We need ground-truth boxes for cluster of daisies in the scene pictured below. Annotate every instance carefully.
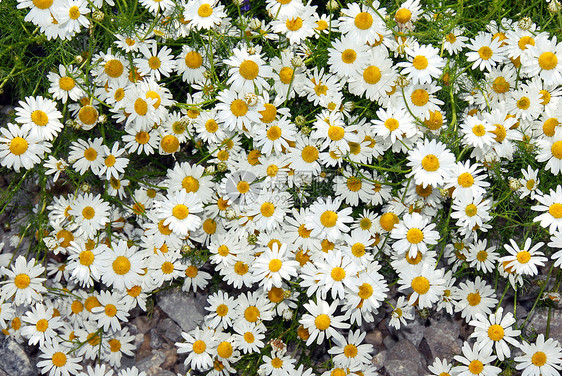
[2,0,562,375]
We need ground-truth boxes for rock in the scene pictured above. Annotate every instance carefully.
[526,308,562,342]
[371,350,387,370]
[0,337,37,376]
[364,329,384,348]
[150,328,163,349]
[156,289,207,332]
[384,359,422,376]
[135,350,166,375]
[397,318,426,347]
[385,339,421,364]
[423,315,462,360]
[158,318,182,343]
[383,335,397,350]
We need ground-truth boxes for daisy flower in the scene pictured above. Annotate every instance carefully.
[271,7,317,45]
[204,290,238,330]
[66,240,104,287]
[446,161,490,200]
[47,64,85,102]
[391,212,439,258]
[252,243,299,291]
[236,291,275,326]
[466,31,506,71]
[454,276,498,322]
[452,341,501,376]
[259,353,297,376]
[388,296,414,329]
[15,95,63,141]
[506,86,542,122]
[549,230,562,268]
[53,0,91,35]
[225,47,273,94]
[37,341,83,376]
[466,239,498,273]
[394,0,422,27]
[17,0,57,27]
[532,185,562,232]
[216,89,263,132]
[299,299,350,346]
[68,137,105,175]
[499,238,547,276]
[406,138,456,188]
[460,115,495,150]
[0,256,46,306]
[99,240,146,291]
[182,0,227,31]
[398,43,445,85]
[122,127,158,155]
[93,49,129,85]
[139,0,174,14]
[337,2,386,45]
[154,190,203,237]
[21,303,63,347]
[327,329,373,369]
[398,263,445,309]
[536,132,562,175]
[515,334,562,376]
[98,142,129,180]
[522,34,562,85]
[176,326,217,372]
[402,83,444,120]
[315,250,359,300]
[69,193,110,239]
[443,27,469,55]
[450,192,493,232]
[233,321,266,354]
[428,358,453,376]
[0,123,51,172]
[135,42,176,81]
[372,106,417,147]
[327,35,369,78]
[306,196,353,242]
[91,290,129,332]
[176,46,207,84]
[348,50,397,102]
[469,307,520,361]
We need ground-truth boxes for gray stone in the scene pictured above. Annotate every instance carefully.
[423,316,462,360]
[135,350,166,374]
[158,318,182,342]
[156,289,207,332]
[384,359,421,376]
[383,335,397,350]
[371,350,386,370]
[385,339,421,364]
[364,329,384,347]
[0,337,37,376]
[397,318,426,347]
[526,308,562,342]
[150,328,163,349]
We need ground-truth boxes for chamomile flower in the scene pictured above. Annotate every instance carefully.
[91,290,128,331]
[66,240,104,287]
[327,36,369,78]
[515,334,562,376]
[154,190,203,237]
[68,137,105,175]
[99,240,146,291]
[176,326,217,372]
[48,64,85,103]
[398,263,446,309]
[271,8,317,45]
[21,303,63,347]
[225,47,273,94]
[532,185,562,232]
[135,42,176,81]
[233,321,265,354]
[402,83,444,120]
[53,0,91,35]
[176,46,207,84]
[469,307,520,361]
[394,0,422,27]
[183,0,227,31]
[398,43,445,85]
[1,256,46,306]
[299,299,350,346]
[139,0,174,14]
[328,329,373,369]
[454,276,498,322]
[122,127,158,155]
[461,115,495,150]
[15,96,63,141]
[499,238,547,276]
[37,341,83,376]
[205,291,238,330]
[536,132,562,174]
[216,89,263,132]
[446,161,490,200]
[389,296,414,329]
[451,192,493,232]
[338,2,386,45]
[467,239,498,273]
[466,32,506,72]
[69,193,111,239]
[391,212,439,258]
[371,106,417,147]
[306,196,353,242]
[0,123,51,172]
[522,34,562,85]
[407,138,456,188]
[443,28,469,55]
[453,341,501,376]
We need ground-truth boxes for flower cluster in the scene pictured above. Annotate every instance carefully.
[1,0,562,376]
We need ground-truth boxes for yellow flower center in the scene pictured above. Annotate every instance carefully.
[301,145,319,163]
[82,206,95,220]
[344,344,358,358]
[331,266,346,281]
[468,360,483,374]
[217,341,232,358]
[411,276,430,294]
[148,56,161,70]
[271,357,283,368]
[478,46,493,60]
[259,103,277,124]
[395,8,412,24]
[488,324,504,341]
[185,51,203,69]
[79,250,95,266]
[446,33,456,43]
[385,118,400,131]
[51,352,67,367]
[358,283,373,299]
[172,204,189,220]
[266,125,282,141]
[260,202,275,218]
[539,52,558,70]
[465,204,478,217]
[112,256,131,275]
[239,60,259,80]
[355,12,373,30]
[477,250,488,262]
[552,141,562,159]
[244,306,259,322]
[406,228,424,244]
[244,332,255,343]
[105,304,117,317]
[286,17,303,31]
[9,137,28,156]
[421,154,440,171]
[351,243,365,257]
[467,292,481,306]
[230,99,248,117]
[380,212,399,231]
[314,314,331,330]
[411,89,429,106]
[412,55,428,70]
[161,261,175,274]
[516,250,531,264]
[33,0,53,9]
[518,36,535,50]
[549,203,562,218]
[268,287,284,303]
[492,76,510,94]
[68,5,80,19]
[328,125,345,141]
[134,98,148,116]
[105,59,124,78]
[472,124,486,137]
[198,3,213,17]
[341,49,357,64]
[79,105,98,126]
[268,259,282,273]
[279,67,294,84]
[31,110,49,127]
[543,118,559,137]
[234,261,248,275]
[35,318,48,332]
[363,65,381,84]
[108,339,121,352]
[346,176,362,192]
[320,210,338,227]
[161,135,179,153]
[531,351,547,366]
